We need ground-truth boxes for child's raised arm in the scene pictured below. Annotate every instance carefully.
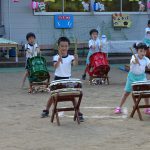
[73,54,78,66]
[53,56,62,68]
[130,55,140,65]
[89,40,96,50]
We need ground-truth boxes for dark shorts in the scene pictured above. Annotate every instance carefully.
[25,58,30,70]
[54,76,69,80]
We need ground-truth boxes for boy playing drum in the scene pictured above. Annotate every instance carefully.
[41,37,84,121]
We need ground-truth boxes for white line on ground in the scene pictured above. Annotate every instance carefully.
[62,115,128,119]
[58,107,128,119]
[80,106,115,109]
[59,106,127,109]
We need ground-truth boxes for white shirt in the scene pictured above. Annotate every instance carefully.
[130,54,150,75]
[25,43,39,59]
[89,38,101,54]
[53,54,74,77]
[145,27,150,34]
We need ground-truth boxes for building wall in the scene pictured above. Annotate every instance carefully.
[1,0,149,46]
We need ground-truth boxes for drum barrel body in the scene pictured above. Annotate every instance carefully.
[132,84,150,92]
[28,56,49,82]
[88,52,110,76]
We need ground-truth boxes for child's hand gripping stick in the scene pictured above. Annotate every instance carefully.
[130,47,140,66]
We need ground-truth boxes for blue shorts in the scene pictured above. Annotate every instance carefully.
[86,51,93,65]
[125,72,147,93]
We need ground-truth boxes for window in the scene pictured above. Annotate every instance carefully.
[65,0,90,12]
[94,0,120,12]
[32,0,147,14]
[33,0,62,12]
[122,0,147,12]
[33,0,90,12]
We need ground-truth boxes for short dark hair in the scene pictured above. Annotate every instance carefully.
[133,42,149,51]
[89,29,98,36]
[26,32,36,40]
[58,37,70,45]
[148,20,150,25]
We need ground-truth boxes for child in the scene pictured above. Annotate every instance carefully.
[41,37,84,121]
[82,29,101,80]
[145,20,150,35]
[21,32,40,93]
[114,43,150,114]
[143,28,150,58]
[138,1,145,12]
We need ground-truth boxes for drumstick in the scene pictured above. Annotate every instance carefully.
[74,38,78,65]
[130,47,140,65]
[94,40,96,49]
[100,40,102,51]
[74,38,77,55]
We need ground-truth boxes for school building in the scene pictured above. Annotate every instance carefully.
[0,0,150,53]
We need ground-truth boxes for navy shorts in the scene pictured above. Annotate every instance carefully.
[54,76,69,80]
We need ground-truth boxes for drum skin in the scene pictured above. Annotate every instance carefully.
[132,81,150,92]
[50,79,82,92]
[89,52,109,68]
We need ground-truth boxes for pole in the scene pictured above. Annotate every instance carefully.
[62,0,64,14]
[120,0,122,12]
[8,0,11,39]
[61,0,65,36]
[91,0,94,15]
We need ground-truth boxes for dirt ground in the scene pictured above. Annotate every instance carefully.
[0,66,150,150]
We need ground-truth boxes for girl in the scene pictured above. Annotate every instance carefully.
[115,42,150,114]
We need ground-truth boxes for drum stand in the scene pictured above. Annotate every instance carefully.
[130,93,150,121]
[31,81,50,93]
[30,75,50,93]
[87,65,110,85]
[51,91,83,126]
[89,74,109,85]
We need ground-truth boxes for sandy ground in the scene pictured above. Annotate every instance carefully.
[0,66,150,150]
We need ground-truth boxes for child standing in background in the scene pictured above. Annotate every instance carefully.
[21,32,40,93]
[82,29,101,80]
